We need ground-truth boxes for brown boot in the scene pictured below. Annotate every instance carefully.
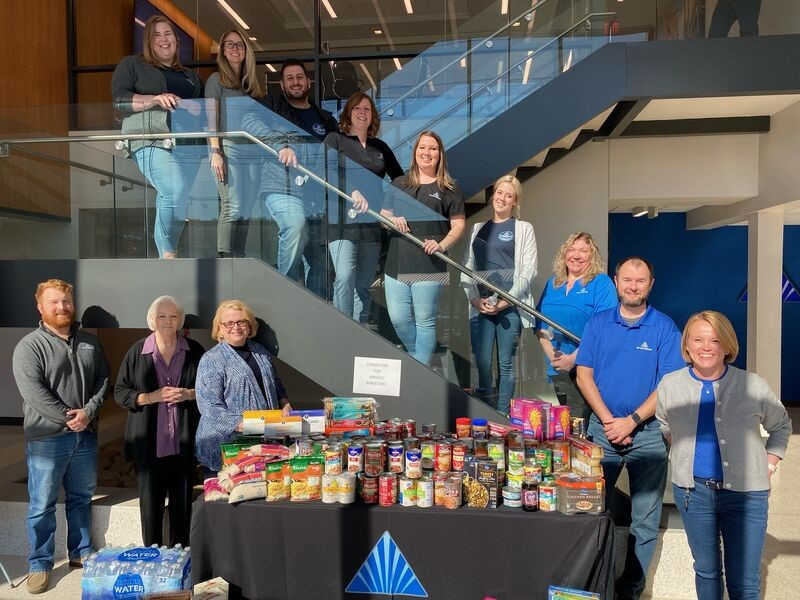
[26,571,50,594]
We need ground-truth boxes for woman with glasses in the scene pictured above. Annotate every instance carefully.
[380,131,465,366]
[114,295,204,547]
[205,29,264,257]
[111,15,204,258]
[194,300,291,476]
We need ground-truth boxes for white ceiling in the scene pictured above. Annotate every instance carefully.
[635,95,800,121]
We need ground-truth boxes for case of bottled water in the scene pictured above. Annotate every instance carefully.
[80,544,191,599]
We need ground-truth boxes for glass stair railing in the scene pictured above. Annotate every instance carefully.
[0,98,580,415]
[365,0,616,166]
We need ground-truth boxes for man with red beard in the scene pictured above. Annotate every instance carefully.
[12,279,109,594]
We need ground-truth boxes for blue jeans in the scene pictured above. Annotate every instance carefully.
[328,239,381,323]
[588,415,668,599]
[134,146,190,257]
[384,275,443,366]
[265,194,327,298]
[26,431,98,572]
[217,143,259,256]
[673,481,768,600]
[471,308,522,415]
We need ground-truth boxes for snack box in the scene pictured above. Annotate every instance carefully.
[568,436,604,466]
[476,461,500,508]
[289,409,326,434]
[324,425,374,438]
[242,411,303,437]
[570,455,604,477]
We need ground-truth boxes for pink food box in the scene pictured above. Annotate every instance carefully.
[549,405,571,440]
[509,398,549,441]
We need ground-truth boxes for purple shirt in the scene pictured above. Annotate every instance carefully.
[142,333,189,458]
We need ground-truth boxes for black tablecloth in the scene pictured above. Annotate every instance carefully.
[190,497,615,600]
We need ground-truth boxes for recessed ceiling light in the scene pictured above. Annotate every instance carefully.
[632,207,647,217]
[393,57,402,70]
[512,22,521,27]
[217,0,250,30]
[501,0,508,15]
[404,0,413,14]
[374,29,383,35]
[249,36,257,41]
[321,0,337,19]
[266,64,276,73]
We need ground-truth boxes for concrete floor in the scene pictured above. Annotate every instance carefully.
[0,408,797,599]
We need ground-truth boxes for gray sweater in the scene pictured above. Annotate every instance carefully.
[12,323,110,440]
[656,366,792,492]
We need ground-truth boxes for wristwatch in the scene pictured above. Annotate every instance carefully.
[630,411,642,425]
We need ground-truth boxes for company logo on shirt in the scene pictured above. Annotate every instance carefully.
[636,340,653,351]
[313,123,327,136]
[576,287,589,294]
[429,192,441,200]
[377,153,384,160]
[498,231,514,242]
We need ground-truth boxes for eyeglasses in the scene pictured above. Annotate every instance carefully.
[223,41,246,50]
[221,319,249,330]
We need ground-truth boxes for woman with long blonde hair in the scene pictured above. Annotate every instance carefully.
[205,29,264,257]
[535,232,617,419]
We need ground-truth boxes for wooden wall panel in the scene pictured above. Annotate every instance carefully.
[0,0,70,219]
[75,0,135,66]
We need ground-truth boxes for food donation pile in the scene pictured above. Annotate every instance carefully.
[203,397,606,514]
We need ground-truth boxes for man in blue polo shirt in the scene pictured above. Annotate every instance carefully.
[576,256,684,600]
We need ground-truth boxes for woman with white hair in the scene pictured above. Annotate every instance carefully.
[114,295,205,547]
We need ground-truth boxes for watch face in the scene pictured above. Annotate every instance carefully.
[631,412,641,424]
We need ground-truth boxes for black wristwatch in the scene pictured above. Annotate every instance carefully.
[630,411,642,425]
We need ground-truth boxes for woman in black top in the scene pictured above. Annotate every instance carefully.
[323,92,403,323]
[114,295,204,547]
[380,131,465,365]
[111,15,203,258]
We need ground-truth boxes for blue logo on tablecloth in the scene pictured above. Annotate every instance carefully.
[345,531,428,597]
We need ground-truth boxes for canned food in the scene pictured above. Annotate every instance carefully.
[365,442,385,477]
[506,472,525,489]
[325,443,343,475]
[535,447,553,474]
[523,459,542,483]
[507,447,525,475]
[488,437,506,471]
[451,442,467,471]
[433,472,448,506]
[570,417,586,438]
[347,441,365,473]
[502,485,522,501]
[398,477,416,507]
[374,421,387,438]
[388,442,405,474]
[403,436,420,451]
[504,498,522,508]
[337,472,356,504]
[444,475,462,509]
[360,474,378,504]
[421,423,437,435]
[405,448,423,479]
[379,472,397,506]
[434,442,452,472]
[321,474,339,504]
[385,420,402,441]
[417,475,434,508]
[539,483,558,512]
[420,439,435,470]
[522,479,539,512]
[296,436,314,457]
[402,419,416,439]
[474,438,489,457]
[508,430,524,448]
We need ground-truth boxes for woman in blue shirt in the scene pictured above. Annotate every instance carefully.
[535,232,617,420]
[462,175,537,415]
[656,311,791,600]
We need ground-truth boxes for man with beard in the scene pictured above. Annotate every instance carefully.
[12,279,109,594]
[254,59,338,297]
[575,257,684,600]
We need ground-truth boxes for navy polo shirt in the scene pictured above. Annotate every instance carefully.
[576,305,685,418]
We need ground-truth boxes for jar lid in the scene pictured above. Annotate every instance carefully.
[472,418,488,426]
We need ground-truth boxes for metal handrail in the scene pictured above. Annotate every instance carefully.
[394,11,616,151]
[0,129,580,343]
[377,0,552,116]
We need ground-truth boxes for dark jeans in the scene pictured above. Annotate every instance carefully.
[588,416,668,599]
[470,308,522,415]
[135,454,194,547]
[708,0,762,37]
[673,481,768,600]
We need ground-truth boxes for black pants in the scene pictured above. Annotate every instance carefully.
[708,0,762,37]
[135,454,194,547]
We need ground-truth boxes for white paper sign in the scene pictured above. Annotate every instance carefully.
[352,356,402,397]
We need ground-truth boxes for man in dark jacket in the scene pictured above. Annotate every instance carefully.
[12,279,109,594]
[247,59,338,298]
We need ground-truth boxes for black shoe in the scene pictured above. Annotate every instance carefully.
[68,558,83,568]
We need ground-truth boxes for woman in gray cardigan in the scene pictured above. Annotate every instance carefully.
[656,310,791,600]
[111,15,203,259]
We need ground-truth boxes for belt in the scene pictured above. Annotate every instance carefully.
[694,476,724,490]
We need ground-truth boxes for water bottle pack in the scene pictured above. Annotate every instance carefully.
[81,544,191,600]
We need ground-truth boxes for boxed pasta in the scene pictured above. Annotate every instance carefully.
[549,405,571,440]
